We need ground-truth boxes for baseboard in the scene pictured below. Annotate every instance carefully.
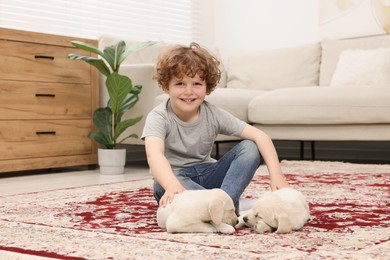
[213,141,390,164]
[121,141,390,165]
[276,141,390,164]
[116,144,147,163]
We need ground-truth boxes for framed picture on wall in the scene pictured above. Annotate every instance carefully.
[320,0,390,39]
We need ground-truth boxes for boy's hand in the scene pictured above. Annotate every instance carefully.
[270,173,290,191]
[159,183,185,208]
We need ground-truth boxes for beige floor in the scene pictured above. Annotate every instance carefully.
[0,162,151,196]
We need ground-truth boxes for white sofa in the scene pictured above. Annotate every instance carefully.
[99,34,390,158]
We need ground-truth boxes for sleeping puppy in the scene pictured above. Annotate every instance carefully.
[157,189,238,234]
[239,187,310,234]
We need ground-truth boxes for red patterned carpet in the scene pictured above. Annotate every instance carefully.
[0,160,389,259]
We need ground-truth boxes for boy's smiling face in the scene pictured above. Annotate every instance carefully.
[164,73,207,123]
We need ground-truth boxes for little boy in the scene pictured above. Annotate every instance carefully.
[142,42,289,210]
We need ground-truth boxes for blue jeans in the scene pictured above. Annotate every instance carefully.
[153,140,262,211]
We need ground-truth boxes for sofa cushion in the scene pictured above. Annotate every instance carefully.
[226,43,321,90]
[206,88,265,122]
[248,86,390,124]
[320,34,390,86]
[330,48,390,86]
[154,88,265,123]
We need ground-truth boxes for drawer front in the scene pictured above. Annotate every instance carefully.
[0,81,91,119]
[0,40,91,83]
[0,120,93,160]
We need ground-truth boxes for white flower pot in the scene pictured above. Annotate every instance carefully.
[98,148,126,175]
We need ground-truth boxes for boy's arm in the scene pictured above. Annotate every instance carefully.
[240,124,289,190]
[144,136,185,207]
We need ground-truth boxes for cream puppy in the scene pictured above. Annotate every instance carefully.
[239,188,310,234]
[157,189,238,234]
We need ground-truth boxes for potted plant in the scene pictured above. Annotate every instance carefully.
[68,40,156,174]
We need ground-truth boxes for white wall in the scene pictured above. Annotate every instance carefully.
[211,0,320,62]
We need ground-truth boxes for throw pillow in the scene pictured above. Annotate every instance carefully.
[320,34,390,86]
[226,43,321,91]
[330,48,390,86]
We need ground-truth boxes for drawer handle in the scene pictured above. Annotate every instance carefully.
[34,55,55,60]
[36,131,56,135]
[36,93,55,97]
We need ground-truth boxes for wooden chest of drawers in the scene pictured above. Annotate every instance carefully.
[0,28,99,173]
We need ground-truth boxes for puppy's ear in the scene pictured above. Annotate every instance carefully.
[274,210,292,234]
[254,220,274,233]
[208,199,224,225]
[256,207,278,229]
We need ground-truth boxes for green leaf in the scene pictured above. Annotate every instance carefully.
[71,41,104,56]
[118,133,139,144]
[68,54,111,76]
[93,107,112,133]
[119,41,157,65]
[131,85,142,95]
[91,107,113,147]
[115,85,142,122]
[106,73,133,114]
[101,41,127,72]
[114,116,143,140]
[116,93,139,122]
[88,131,114,149]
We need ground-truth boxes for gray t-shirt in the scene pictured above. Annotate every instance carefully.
[142,99,246,168]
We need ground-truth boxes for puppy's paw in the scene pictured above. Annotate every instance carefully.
[216,223,236,234]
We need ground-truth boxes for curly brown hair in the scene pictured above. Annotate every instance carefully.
[153,42,221,94]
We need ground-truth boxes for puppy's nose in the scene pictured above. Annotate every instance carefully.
[243,216,248,222]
